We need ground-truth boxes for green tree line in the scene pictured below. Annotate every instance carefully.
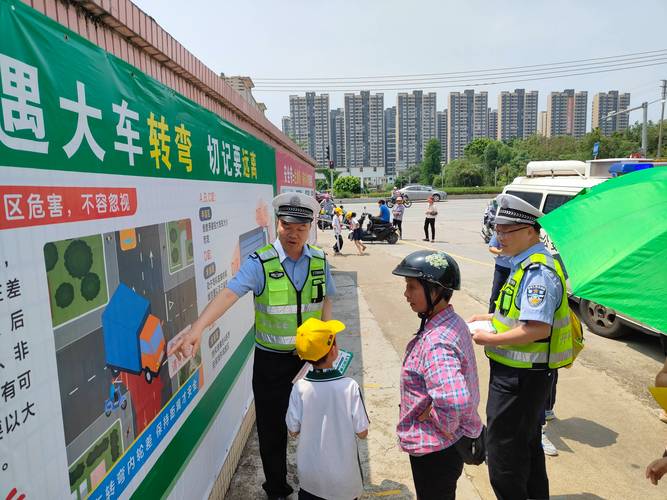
[395,121,666,188]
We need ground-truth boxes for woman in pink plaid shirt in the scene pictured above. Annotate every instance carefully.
[393,250,483,500]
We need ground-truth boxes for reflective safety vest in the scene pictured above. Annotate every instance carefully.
[253,244,327,351]
[486,252,573,369]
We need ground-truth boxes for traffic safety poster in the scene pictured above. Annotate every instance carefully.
[0,1,290,498]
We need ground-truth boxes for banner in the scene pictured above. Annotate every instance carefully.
[0,1,278,498]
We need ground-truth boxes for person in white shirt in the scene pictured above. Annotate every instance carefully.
[287,318,369,500]
[332,207,344,255]
[345,211,366,255]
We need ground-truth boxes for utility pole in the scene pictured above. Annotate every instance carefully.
[606,99,662,157]
[657,79,667,158]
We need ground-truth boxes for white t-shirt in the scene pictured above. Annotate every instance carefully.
[286,371,369,500]
[332,214,342,235]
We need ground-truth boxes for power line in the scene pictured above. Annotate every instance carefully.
[255,59,667,92]
[255,56,667,90]
[254,48,667,82]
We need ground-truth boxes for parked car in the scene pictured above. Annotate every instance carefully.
[398,185,447,201]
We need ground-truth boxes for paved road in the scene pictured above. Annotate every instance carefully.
[324,198,666,499]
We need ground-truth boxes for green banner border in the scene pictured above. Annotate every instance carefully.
[130,329,255,499]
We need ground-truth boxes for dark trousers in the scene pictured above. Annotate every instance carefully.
[252,347,305,497]
[488,264,512,313]
[333,233,343,253]
[486,361,552,500]
[540,370,559,425]
[409,446,463,500]
[393,219,403,238]
[423,218,435,240]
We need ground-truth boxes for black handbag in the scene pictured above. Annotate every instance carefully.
[454,426,487,465]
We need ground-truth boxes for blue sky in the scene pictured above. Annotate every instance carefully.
[133,0,667,129]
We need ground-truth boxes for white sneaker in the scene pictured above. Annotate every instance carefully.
[542,430,558,456]
[545,409,556,421]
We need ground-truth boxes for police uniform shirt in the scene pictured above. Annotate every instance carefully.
[227,238,337,298]
[508,242,563,325]
[489,233,511,269]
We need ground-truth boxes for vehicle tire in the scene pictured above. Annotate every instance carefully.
[387,232,399,244]
[104,402,112,417]
[144,370,153,384]
[121,398,128,410]
[403,198,413,208]
[579,299,628,339]
[386,199,394,208]
[432,194,441,202]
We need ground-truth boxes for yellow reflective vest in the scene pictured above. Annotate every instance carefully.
[486,252,573,369]
[253,244,327,351]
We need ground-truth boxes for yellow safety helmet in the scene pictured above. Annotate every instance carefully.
[334,207,343,215]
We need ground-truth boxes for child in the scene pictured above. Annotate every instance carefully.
[286,318,369,500]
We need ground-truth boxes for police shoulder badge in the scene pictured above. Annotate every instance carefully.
[526,284,546,307]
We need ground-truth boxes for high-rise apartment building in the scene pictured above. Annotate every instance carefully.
[384,106,397,176]
[396,90,438,171]
[281,116,292,136]
[538,111,548,137]
[343,91,385,169]
[497,89,538,141]
[546,89,588,139]
[488,109,498,141]
[592,91,631,136]
[447,90,494,162]
[473,91,489,139]
[436,110,448,164]
[289,92,330,166]
[329,108,345,169]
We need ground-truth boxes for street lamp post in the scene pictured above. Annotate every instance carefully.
[606,97,664,157]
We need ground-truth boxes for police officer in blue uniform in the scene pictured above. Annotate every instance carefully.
[469,194,568,500]
[170,192,336,499]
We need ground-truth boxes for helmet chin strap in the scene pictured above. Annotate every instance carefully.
[417,281,447,333]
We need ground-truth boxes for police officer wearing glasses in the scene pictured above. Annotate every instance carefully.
[468,194,573,500]
[170,192,336,499]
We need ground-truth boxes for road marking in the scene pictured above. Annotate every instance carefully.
[401,240,492,268]
[142,271,145,281]
[68,387,78,396]
[87,375,96,382]
[372,490,403,497]
[140,251,143,262]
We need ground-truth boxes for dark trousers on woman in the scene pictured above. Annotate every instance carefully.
[253,347,305,498]
[488,264,512,313]
[409,445,463,500]
[393,219,403,238]
[486,360,552,500]
[423,218,435,240]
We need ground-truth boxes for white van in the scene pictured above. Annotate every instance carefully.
[501,159,663,340]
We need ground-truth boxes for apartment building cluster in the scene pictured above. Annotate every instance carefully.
[281,88,631,179]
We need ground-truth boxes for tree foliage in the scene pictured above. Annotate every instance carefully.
[64,240,93,279]
[333,175,361,195]
[440,120,666,187]
[419,138,442,185]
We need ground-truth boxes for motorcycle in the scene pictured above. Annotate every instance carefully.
[357,211,399,244]
[386,194,412,208]
[104,380,128,417]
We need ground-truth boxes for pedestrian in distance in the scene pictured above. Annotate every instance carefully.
[468,194,575,500]
[392,196,405,240]
[332,207,344,255]
[423,196,438,242]
[286,318,369,500]
[393,250,484,500]
[169,192,336,500]
[346,211,366,255]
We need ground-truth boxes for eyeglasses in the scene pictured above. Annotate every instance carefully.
[495,225,531,238]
